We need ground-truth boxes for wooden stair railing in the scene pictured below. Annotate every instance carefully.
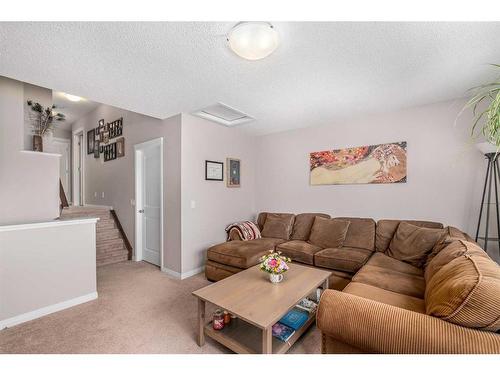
[59,179,69,210]
[110,209,133,260]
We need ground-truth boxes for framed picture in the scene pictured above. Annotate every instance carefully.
[87,129,95,154]
[226,158,241,187]
[101,130,109,144]
[98,119,105,131]
[116,137,125,157]
[109,117,123,139]
[94,140,100,158]
[205,160,223,181]
[104,143,117,162]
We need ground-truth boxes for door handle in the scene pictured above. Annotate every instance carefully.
[138,209,144,213]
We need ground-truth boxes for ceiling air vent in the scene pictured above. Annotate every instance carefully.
[192,103,254,127]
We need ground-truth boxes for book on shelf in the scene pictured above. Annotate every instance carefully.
[272,322,295,342]
[278,307,309,331]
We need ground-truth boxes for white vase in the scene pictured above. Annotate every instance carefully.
[269,273,283,283]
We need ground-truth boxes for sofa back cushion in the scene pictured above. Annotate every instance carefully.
[387,222,445,268]
[425,226,475,267]
[425,240,500,332]
[291,213,331,241]
[424,239,490,284]
[260,213,295,240]
[308,216,350,249]
[335,217,376,251]
[376,219,444,253]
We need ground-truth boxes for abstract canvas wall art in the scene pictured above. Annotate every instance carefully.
[310,142,407,185]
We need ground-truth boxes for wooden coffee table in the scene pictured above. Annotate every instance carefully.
[192,263,331,354]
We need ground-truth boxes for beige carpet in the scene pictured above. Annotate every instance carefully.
[0,261,321,354]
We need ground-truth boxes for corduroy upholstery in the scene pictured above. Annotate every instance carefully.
[317,290,500,354]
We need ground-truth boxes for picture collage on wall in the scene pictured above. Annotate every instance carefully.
[204,158,241,187]
[86,117,125,162]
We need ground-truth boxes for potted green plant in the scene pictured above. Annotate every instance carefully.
[464,64,500,149]
[26,100,65,152]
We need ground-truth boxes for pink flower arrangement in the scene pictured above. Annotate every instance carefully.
[259,250,291,275]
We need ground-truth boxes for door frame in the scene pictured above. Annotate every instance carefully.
[134,137,164,269]
[52,137,72,204]
[72,127,85,206]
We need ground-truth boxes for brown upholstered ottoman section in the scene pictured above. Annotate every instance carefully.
[314,247,372,273]
[276,240,322,265]
[207,237,285,269]
[205,260,243,282]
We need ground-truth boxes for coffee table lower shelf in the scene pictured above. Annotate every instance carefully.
[204,315,315,354]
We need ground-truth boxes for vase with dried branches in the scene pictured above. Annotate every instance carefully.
[26,100,66,152]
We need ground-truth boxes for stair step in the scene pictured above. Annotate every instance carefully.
[97,248,128,259]
[97,254,128,267]
[98,245,126,255]
[97,229,120,241]
[97,238,125,251]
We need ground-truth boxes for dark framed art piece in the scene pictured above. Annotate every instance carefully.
[226,158,241,187]
[87,129,95,154]
[94,140,100,158]
[205,160,223,181]
[109,117,123,139]
[104,143,117,162]
[116,137,125,157]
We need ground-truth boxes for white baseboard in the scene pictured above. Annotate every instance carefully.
[83,204,113,210]
[0,292,98,329]
[161,266,205,280]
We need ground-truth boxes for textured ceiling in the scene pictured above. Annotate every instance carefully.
[53,91,99,130]
[1,22,500,135]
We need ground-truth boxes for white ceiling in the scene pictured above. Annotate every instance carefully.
[1,22,500,135]
[52,91,99,130]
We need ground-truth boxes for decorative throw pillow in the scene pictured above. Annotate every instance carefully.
[387,222,445,268]
[308,216,350,249]
[260,213,295,240]
[425,241,500,332]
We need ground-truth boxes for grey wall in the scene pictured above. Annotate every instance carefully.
[180,114,257,273]
[71,105,182,272]
[0,220,97,325]
[256,99,484,236]
[0,76,60,225]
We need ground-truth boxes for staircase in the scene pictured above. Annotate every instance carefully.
[60,206,129,266]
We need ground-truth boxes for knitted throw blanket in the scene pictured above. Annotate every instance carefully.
[225,221,261,241]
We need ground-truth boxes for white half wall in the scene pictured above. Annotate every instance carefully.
[0,219,98,328]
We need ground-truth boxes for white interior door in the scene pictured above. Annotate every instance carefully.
[135,138,163,267]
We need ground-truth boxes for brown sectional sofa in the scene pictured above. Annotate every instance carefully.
[205,212,500,354]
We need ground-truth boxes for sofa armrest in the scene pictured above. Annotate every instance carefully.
[317,289,500,354]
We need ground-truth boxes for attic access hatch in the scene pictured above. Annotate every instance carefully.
[192,103,254,127]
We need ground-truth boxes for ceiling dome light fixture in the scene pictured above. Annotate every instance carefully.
[227,22,279,60]
[64,93,83,102]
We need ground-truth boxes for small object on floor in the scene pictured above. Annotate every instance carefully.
[223,310,231,325]
[212,310,224,330]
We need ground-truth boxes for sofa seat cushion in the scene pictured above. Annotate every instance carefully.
[343,282,425,313]
[291,213,331,241]
[365,252,423,276]
[314,247,372,273]
[260,213,295,240]
[308,217,350,249]
[425,240,500,332]
[352,264,425,298]
[207,238,285,269]
[387,222,446,268]
[376,219,444,253]
[276,240,322,265]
